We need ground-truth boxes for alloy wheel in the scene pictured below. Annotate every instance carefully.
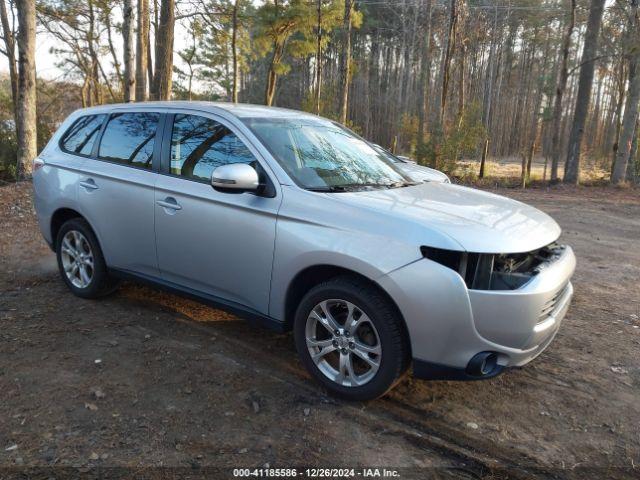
[60,230,94,289]
[305,299,382,387]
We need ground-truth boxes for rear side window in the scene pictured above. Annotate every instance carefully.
[170,113,256,181]
[60,114,105,156]
[98,112,160,169]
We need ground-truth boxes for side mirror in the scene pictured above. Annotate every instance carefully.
[211,163,260,192]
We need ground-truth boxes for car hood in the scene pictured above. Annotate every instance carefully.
[331,182,561,253]
[397,163,450,183]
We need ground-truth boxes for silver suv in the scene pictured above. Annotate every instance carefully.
[33,102,576,400]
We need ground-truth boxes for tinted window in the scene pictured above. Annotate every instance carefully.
[60,114,105,155]
[98,112,159,169]
[171,114,255,181]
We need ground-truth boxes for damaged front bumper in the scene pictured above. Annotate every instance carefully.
[378,244,576,381]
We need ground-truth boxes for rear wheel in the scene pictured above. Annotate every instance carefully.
[294,276,409,400]
[55,218,119,298]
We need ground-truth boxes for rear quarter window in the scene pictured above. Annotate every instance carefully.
[60,114,106,156]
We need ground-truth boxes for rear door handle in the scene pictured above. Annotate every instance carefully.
[156,197,182,211]
[79,179,98,191]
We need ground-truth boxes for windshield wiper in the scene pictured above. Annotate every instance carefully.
[306,185,349,192]
[306,183,384,192]
[338,183,400,190]
[306,182,418,193]
[385,181,421,188]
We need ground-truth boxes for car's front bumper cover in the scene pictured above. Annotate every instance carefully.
[377,245,576,381]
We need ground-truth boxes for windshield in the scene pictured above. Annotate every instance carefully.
[242,117,413,190]
[371,144,403,164]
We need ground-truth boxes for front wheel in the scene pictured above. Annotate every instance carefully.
[294,276,409,401]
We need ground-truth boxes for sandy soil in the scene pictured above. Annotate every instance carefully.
[0,181,639,479]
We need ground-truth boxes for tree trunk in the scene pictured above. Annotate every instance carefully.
[479,137,489,178]
[612,59,640,184]
[81,76,89,108]
[526,141,535,182]
[135,0,149,100]
[152,0,175,100]
[87,1,101,107]
[550,0,576,182]
[610,60,626,172]
[147,17,154,89]
[480,6,499,174]
[265,42,284,106]
[104,11,123,90]
[338,0,352,124]
[455,2,467,126]
[564,0,606,184]
[15,0,37,179]
[231,0,239,103]
[314,0,322,115]
[123,0,136,102]
[439,0,457,130]
[0,0,18,121]
[626,118,639,182]
[416,0,432,160]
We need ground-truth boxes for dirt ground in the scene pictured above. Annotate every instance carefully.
[1,181,639,479]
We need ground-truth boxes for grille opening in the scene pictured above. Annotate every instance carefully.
[538,283,569,323]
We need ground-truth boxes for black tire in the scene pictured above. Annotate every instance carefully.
[294,275,410,401]
[55,218,119,299]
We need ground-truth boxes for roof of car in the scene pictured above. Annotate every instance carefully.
[78,101,319,120]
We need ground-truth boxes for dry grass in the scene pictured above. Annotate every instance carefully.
[453,157,613,187]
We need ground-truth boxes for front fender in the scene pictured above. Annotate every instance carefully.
[268,216,421,321]
[376,258,481,368]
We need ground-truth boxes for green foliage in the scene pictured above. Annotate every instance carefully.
[254,0,314,64]
[350,4,363,30]
[0,80,16,181]
[254,0,344,82]
[0,122,17,181]
[437,103,486,173]
[398,113,418,154]
[416,140,436,168]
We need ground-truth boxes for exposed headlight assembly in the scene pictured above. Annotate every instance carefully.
[421,244,564,291]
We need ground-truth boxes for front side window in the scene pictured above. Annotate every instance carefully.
[242,117,412,191]
[98,112,159,169]
[170,114,256,182]
[60,114,106,156]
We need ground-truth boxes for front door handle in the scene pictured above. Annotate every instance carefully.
[156,197,182,211]
[79,179,98,191]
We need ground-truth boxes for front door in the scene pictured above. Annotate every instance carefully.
[154,112,281,315]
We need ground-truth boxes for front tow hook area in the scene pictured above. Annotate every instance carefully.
[466,352,503,378]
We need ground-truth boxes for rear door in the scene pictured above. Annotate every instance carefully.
[35,113,105,245]
[78,110,164,277]
[154,111,281,315]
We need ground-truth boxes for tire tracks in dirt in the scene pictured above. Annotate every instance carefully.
[150,309,568,480]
